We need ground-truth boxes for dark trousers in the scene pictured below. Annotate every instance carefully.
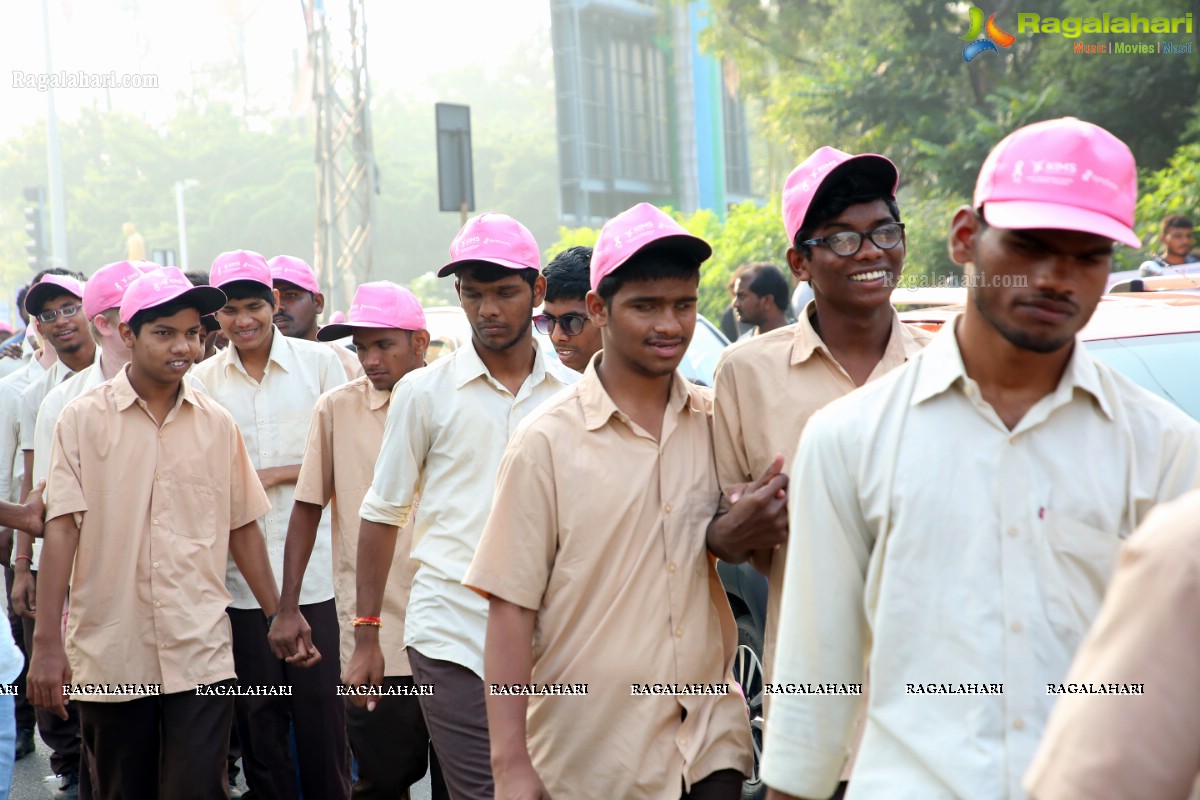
[5,566,33,733]
[21,609,81,775]
[408,648,493,800]
[76,683,234,800]
[345,675,448,800]
[228,598,351,800]
[681,769,744,800]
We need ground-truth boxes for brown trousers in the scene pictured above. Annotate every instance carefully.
[408,648,493,800]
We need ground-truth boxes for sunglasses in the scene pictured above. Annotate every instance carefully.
[533,312,587,337]
[801,222,905,257]
[35,303,82,324]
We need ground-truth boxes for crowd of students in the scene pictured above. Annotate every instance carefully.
[0,114,1190,800]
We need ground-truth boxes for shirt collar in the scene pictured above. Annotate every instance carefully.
[579,354,701,432]
[912,319,1114,421]
[111,363,200,414]
[222,326,292,378]
[789,301,926,366]
[453,338,551,392]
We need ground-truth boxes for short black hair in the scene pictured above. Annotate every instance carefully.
[794,173,902,256]
[744,264,790,311]
[32,267,85,285]
[184,270,211,287]
[1163,214,1194,233]
[455,262,538,290]
[543,246,592,303]
[220,280,277,307]
[595,246,701,305]
[128,298,206,337]
[15,286,30,317]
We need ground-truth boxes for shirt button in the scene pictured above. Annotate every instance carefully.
[678,738,688,747]
[152,518,159,525]
[663,504,672,515]
[154,601,162,608]
[154,474,160,481]
[1010,621,1023,633]
[1009,435,1020,445]
[152,562,159,569]
[1013,717,1026,731]
[1007,526,1019,538]
[667,563,676,574]
[158,432,164,438]
[158,641,165,649]
[674,628,683,638]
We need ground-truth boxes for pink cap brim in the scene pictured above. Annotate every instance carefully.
[982,200,1141,248]
[436,256,533,278]
[318,320,419,340]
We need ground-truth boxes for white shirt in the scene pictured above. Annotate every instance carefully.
[193,328,348,608]
[761,321,1200,800]
[360,340,578,678]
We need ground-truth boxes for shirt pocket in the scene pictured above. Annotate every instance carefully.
[1041,511,1120,644]
[163,476,218,541]
[275,410,313,465]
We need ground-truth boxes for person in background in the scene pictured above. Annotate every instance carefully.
[268,255,362,381]
[537,246,603,373]
[184,270,226,363]
[1138,213,1197,276]
[718,265,753,342]
[731,263,793,339]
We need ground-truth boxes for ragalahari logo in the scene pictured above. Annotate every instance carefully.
[961,7,1016,62]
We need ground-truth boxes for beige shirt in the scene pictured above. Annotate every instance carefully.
[19,353,96,451]
[193,329,347,608]
[45,366,270,699]
[761,320,1200,800]
[712,304,931,679]
[293,376,415,673]
[1026,490,1200,800]
[326,341,364,381]
[360,341,577,679]
[465,360,752,799]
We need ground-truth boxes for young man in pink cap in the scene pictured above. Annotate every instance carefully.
[28,267,280,798]
[709,146,933,798]
[194,249,351,800]
[761,119,1200,800]
[344,214,577,800]
[466,202,788,800]
[268,255,362,380]
[269,280,446,799]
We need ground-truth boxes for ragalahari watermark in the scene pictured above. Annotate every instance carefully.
[13,70,160,92]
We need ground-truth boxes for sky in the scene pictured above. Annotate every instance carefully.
[1,0,552,140]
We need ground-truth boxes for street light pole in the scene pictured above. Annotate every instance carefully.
[175,180,198,269]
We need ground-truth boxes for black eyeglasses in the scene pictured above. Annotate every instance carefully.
[801,222,905,257]
[533,313,587,337]
[35,303,82,324]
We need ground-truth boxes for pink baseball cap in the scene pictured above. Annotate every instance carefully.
[25,274,86,317]
[974,117,1139,247]
[317,281,426,341]
[438,213,540,277]
[268,255,321,294]
[782,147,899,244]
[209,249,272,290]
[590,203,711,291]
[83,261,147,319]
[120,267,227,324]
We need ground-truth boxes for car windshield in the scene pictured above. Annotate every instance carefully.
[1086,332,1200,420]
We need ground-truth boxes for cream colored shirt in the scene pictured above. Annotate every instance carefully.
[192,329,347,608]
[465,360,751,799]
[761,320,1200,800]
[1026,490,1200,800]
[293,376,414,673]
[326,341,364,381]
[46,367,270,699]
[712,304,931,679]
[360,341,577,678]
[0,358,47,504]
